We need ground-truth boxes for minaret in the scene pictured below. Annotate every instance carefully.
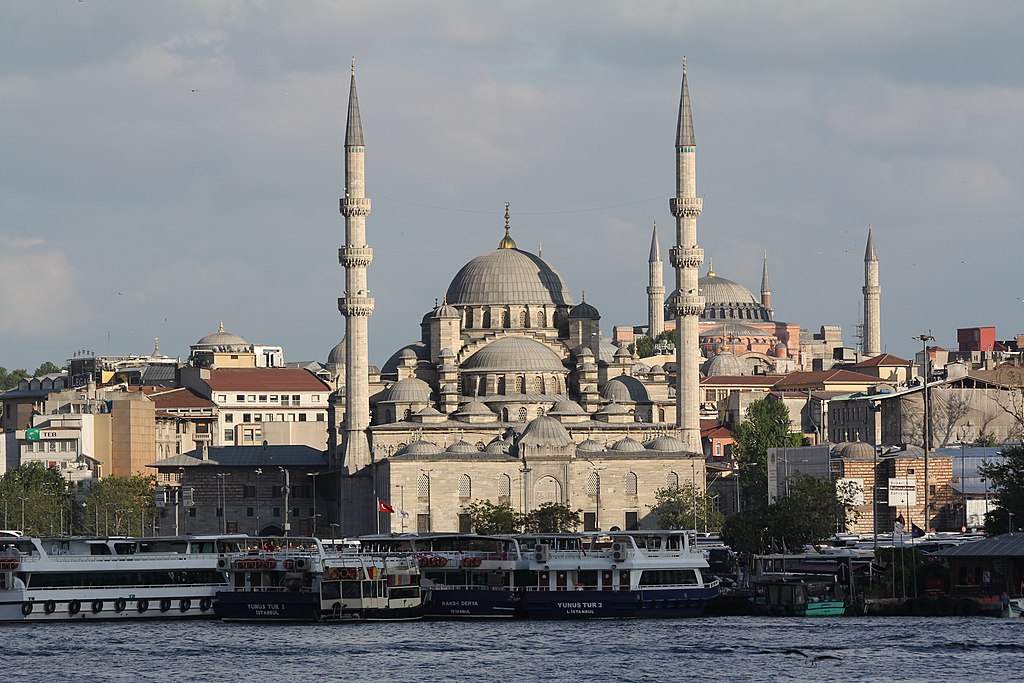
[338,59,374,473]
[668,59,704,452]
[862,224,881,357]
[647,220,665,338]
[760,250,772,312]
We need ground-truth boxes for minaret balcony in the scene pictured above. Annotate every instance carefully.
[339,246,374,267]
[340,197,372,217]
[669,196,703,218]
[669,246,704,269]
[338,296,375,316]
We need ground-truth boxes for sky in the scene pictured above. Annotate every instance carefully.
[2,1,1023,372]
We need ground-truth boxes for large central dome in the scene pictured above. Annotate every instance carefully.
[446,248,574,307]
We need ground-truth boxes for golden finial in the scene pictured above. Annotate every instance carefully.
[498,202,517,249]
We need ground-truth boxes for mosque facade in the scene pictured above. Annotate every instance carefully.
[330,66,707,536]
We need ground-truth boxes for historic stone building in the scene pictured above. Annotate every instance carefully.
[330,64,708,535]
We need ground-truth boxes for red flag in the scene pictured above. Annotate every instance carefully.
[378,499,395,514]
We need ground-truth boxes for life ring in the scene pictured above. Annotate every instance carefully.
[91,599,103,614]
[44,600,56,615]
[200,598,212,612]
[159,598,172,613]
[114,598,127,613]
[179,599,192,612]
[68,600,81,616]
[137,599,149,613]
[21,602,33,616]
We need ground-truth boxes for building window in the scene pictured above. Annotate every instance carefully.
[624,472,638,497]
[458,474,472,498]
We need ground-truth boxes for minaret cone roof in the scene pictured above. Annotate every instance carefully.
[345,59,364,147]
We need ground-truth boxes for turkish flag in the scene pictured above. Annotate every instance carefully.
[378,500,395,514]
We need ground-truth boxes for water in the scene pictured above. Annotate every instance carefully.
[7,617,1022,682]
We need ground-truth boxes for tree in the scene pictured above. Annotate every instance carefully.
[651,483,723,532]
[731,399,803,510]
[0,463,69,535]
[521,502,582,533]
[979,445,1024,535]
[81,475,157,536]
[463,499,520,534]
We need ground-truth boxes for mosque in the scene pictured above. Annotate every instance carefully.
[328,63,711,536]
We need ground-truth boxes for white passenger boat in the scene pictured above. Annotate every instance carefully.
[0,535,244,621]
[213,537,424,622]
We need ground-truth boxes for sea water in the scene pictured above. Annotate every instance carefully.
[7,617,1021,682]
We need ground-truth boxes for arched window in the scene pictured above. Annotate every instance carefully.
[417,473,430,498]
[624,472,638,497]
[518,407,528,422]
[666,471,679,489]
[498,474,511,497]
[458,474,472,498]
[586,471,599,497]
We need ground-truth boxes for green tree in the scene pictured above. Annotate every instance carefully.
[979,445,1024,535]
[521,502,582,533]
[651,483,724,532]
[0,463,69,535]
[81,475,157,536]
[463,499,520,534]
[732,399,803,510]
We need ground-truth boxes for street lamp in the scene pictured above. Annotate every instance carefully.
[254,468,263,536]
[307,471,320,537]
[914,332,936,532]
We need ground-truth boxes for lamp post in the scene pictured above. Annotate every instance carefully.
[914,332,935,532]
[254,468,263,536]
[395,484,406,533]
[279,467,291,536]
[307,471,320,537]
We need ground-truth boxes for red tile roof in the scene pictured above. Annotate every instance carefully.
[206,368,331,392]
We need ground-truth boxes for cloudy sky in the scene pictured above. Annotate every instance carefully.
[2,1,1022,371]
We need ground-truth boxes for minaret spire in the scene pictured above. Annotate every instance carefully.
[862,223,881,357]
[647,219,665,338]
[668,59,704,452]
[337,60,375,517]
[760,250,772,311]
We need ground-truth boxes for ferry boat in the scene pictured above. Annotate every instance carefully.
[362,530,720,619]
[0,535,243,622]
[213,537,423,622]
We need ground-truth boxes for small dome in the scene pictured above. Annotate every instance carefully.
[601,376,649,403]
[462,337,566,373]
[646,434,688,452]
[549,400,587,416]
[611,436,646,452]
[568,300,600,319]
[447,440,478,454]
[194,322,249,351]
[400,440,442,456]
[327,338,346,365]
[518,415,574,448]
[701,352,746,377]
[383,377,432,402]
[576,438,605,453]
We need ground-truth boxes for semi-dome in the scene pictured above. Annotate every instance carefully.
[446,248,573,307]
[600,376,649,403]
[518,415,573,447]
[462,337,566,373]
[194,322,249,352]
[382,377,432,402]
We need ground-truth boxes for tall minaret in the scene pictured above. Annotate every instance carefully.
[647,220,665,338]
[760,250,772,312]
[668,59,704,452]
[862,224,881,357]
[338,59,374,473]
